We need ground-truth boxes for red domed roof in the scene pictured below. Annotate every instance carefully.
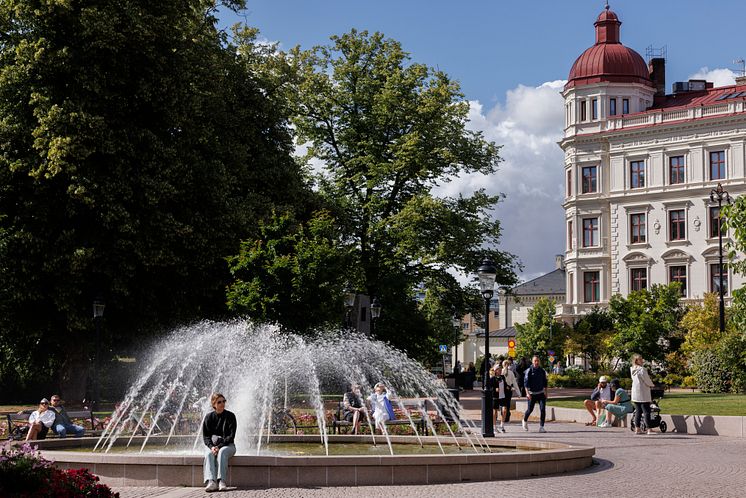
[565,7,652,90]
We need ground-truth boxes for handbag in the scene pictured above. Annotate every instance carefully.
[383,396,396,420]
[596,410,607,427]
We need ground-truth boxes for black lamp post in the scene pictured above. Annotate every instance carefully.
[452,316,461,371]
[343,286,356,330]
[370,297,381,336]
[92,299,105,413]
[477,258,497,437]
[710,183,732,333]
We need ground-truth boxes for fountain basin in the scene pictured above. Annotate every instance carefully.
[33,435,594,487]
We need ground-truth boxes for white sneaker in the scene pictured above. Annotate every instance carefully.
[522,420,528,431]
[499,425,506,433]
[218,480,228,491]
[538,426,547,433]
[205,480,218,492]
[601,422,612,428]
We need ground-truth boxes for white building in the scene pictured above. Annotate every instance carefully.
[561,6,746,318]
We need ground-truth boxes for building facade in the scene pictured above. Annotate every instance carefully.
[561,6,746,318]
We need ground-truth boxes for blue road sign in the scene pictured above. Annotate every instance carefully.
[439,345,448,353]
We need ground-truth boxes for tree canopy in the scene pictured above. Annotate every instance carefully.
[0,0,308,400]
[279,29,517,358]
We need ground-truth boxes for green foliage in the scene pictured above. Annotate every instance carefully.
[226,210,349,331]
[547,372,598,388]
[606,284,685,365]
[514,297,567,366]
[682,376,698,390]
[0,0,309,399]
[680,293,725,356]
[565,306,613,371]
[286,29,517,358]
[690,350,729,393]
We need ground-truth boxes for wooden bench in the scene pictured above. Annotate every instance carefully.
[5,409,102,440]
[330,400,457,435]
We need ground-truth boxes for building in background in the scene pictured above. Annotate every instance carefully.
[561,5,746,319]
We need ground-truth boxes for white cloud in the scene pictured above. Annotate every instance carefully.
[687,67,737,87]
[435,80,567,281]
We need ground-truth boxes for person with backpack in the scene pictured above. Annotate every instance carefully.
[522,356,548,433]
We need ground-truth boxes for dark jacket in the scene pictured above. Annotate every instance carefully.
[523,366,547,394]
[51,405,72,426]
[202,410,237,449]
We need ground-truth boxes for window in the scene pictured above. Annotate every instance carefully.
[581,166,597,193]
[630,160,645,189]
[609,98,617,116]
[592,99,598,120]
[580,101,587,121]
[568,220,573,250]
[710,206,726,238]
[630,268,647,291]
[462,323,469,330]
[669,266,687,296]
[630,213,646,243]
[669,209,686,241]
[582,218,599,247]
[709,151,725,180]
[567,170,572,197]
[669,156,685,184]
[584,271,600,302]
[710,263,728,295]
[568,272,574,302]
[622,98,629,114]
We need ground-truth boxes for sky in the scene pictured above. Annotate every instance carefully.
[220,0,745,282]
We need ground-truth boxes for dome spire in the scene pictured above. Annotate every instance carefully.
[595,4,621,44]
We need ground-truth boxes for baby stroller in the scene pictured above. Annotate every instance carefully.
[630,388,667,433]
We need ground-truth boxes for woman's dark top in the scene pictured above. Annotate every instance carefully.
[202,410,237,449]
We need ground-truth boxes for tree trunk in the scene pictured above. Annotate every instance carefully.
[59,351,89,406]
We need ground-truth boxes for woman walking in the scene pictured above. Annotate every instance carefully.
[630,354,655,435]
[202,393,237,492]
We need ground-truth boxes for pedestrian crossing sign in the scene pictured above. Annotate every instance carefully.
[439,345,448,353]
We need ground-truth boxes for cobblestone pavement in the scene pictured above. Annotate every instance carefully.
[112,421,746,498]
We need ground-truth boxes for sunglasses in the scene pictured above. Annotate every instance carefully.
[216,400,226,404]
[40,402,48,405]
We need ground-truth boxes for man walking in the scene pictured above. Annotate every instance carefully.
[522,356,548,433]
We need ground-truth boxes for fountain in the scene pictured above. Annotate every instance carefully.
[31,320,594,487]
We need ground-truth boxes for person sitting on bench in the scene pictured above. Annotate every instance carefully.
[368,382,394,433]
[50,395,85,437]
[27,398,55,441]
[600,379,633,427]
[343,384,367,435]
[583,376,613,426]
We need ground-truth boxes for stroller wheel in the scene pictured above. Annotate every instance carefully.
[659,421,667,433]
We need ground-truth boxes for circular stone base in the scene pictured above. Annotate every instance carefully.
[33,435,594,487]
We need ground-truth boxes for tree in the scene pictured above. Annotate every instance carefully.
[680,293,724,356]
[0,1,308,401]
[606,284,685,366]
[287,30,517,358]
[723,197,746,332]
[226,210,350,331]
[565,306,613,371]
[514,298,568,367]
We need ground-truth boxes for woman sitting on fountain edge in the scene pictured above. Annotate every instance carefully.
[202,393,237,492]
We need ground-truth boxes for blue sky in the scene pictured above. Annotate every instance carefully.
[219,1,746,281]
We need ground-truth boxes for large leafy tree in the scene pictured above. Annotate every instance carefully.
[514,297,568,367]
[0,1,307,400]
[287,30,517,359]
[565,306,614,371]
[606,284,685,366]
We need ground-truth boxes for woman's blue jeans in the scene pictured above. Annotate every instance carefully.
[203,443,236,483]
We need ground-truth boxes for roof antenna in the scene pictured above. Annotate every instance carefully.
[734,58,745,77]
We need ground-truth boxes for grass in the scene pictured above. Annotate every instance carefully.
[548,391,746,416]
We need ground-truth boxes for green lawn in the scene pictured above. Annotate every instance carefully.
[548,392,746,417]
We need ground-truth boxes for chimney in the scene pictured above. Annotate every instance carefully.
[736,75,746,86]
[555,254,565,270]
[648,57,666,97]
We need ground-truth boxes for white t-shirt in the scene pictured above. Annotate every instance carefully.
[599,385,613,401]
[29,409,55,427]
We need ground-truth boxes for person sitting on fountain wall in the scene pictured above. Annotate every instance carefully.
[202,393,236,492]
[49,395,85,438]
[343,384,367,435]
[26,398,55,441]
[369,382,394,433]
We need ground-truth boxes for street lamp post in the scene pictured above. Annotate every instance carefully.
[452,316,461,371]
[92,299,105,413]
[343,286,356,330]
[477,258,497,437]
[710,183,732,333]
[370,297,381,336]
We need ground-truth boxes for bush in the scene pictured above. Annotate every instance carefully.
[661,374,683,390]
[690,350,728,393]
[0,442,119,498]
[547,372,598,388]
[682,376,698,391]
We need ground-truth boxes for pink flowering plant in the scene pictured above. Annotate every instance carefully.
[0,442,119,497]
